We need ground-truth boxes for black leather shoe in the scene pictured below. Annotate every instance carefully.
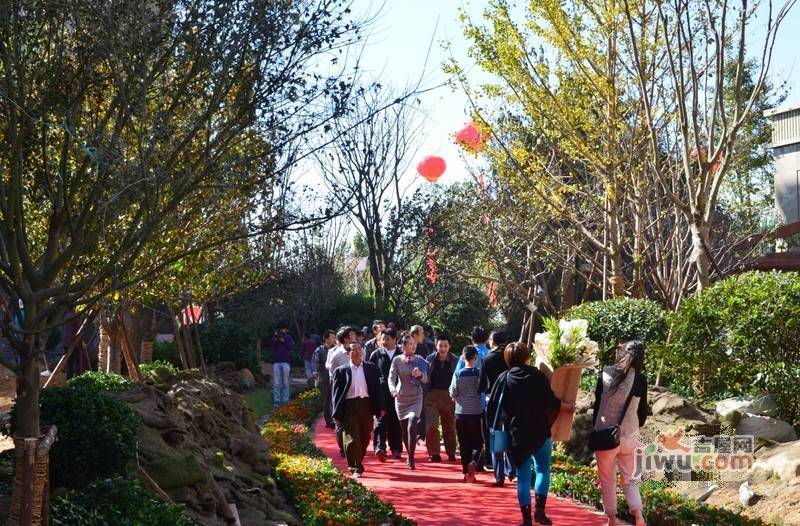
[429,454,442,463]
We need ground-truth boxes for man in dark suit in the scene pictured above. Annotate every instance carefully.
[367,327,403,460]
[332,341,385,478]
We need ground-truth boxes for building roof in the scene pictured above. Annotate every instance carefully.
[765,104,800,148]
[764,102,800,117]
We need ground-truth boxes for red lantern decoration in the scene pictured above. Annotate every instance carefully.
[417,155,447,183]
[426,257,438,285]
[455,122,488,153]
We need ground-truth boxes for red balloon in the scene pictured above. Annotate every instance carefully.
[417,155,447,183]
[455,122,487,153]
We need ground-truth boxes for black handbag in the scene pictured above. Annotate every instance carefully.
[588,373,637,452]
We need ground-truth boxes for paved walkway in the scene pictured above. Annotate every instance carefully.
[313,418,611,526]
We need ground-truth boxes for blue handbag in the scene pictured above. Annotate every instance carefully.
[489,375,510,453]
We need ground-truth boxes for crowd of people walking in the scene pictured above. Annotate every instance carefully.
[305,320,649,526]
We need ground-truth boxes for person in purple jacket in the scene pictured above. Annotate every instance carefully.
[272,324,295,407]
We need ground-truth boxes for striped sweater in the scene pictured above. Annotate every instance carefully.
[449,367,483,415]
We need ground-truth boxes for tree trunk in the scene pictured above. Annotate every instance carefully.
[631,196,647,298]
[14,342,41,438]
[10,337,43,526]
[606,184,626,297]
[168,305,190,369]
[691,222,711,291]
[559,255,577,312]
[98,314,112,373]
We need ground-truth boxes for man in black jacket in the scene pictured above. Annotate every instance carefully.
[423,333,458,462]
[331,341,384,478]
[367,327,403,460]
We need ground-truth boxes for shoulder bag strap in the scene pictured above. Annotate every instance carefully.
[492,375,507,429]
[592,371,603,426]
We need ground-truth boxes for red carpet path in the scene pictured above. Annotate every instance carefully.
[313,418,611,526]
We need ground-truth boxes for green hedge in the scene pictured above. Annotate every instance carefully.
[65,371,133,393]
[551,453,767,526]
[51,477,194,526]
[140,360,180,382]
[668,271,800,428]
[566,297,668,367]
[11,379,141,490]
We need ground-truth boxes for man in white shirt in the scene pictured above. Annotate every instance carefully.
[331,342,384,478]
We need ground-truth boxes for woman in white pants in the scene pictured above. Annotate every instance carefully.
[592,341,649,526]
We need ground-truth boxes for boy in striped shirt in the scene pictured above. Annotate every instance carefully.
[449,345,484,482]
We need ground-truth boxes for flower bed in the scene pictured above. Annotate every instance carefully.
[550,453,768,526]
[262,389,415,526]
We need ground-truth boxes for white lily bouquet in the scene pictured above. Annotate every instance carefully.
[534,318,599,371]
[533,317,599,442]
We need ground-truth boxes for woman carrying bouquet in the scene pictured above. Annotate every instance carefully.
[592,340,648,526]
[388,333,429,470]
[492,342,574,525]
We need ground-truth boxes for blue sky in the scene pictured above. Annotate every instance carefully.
[348,0,800,188]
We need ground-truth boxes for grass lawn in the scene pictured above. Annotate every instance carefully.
[243,388,273,421]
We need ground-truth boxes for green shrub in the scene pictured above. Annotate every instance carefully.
[11,386,141,489]
[566,297,668,366]
[152,341,181,367]
[140,360,180,382]
[198,319,258,370]
[669,271,800,428]
[66,371,132,393]
[51,476,194,526]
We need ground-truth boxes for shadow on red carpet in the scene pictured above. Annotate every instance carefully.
[312,418,610,526]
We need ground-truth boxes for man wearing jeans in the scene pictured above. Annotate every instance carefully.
[272,325,294,407]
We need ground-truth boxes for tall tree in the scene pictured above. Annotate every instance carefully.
[622,0,796,289]
[0,1,362,512]
[449,0,653,298]
[317,86,424,312]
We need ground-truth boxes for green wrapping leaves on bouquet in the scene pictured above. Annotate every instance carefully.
[534,318,599,370]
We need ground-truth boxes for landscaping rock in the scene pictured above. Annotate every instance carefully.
[111,374,297,525]
[736,414,798,443]
[753,440,800,481]
[716,395,779,419]
[739,481,756,506]
[239,368,255,389]
[651,391,711,421]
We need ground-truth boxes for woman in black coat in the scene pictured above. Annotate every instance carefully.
[490,342,574,526]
